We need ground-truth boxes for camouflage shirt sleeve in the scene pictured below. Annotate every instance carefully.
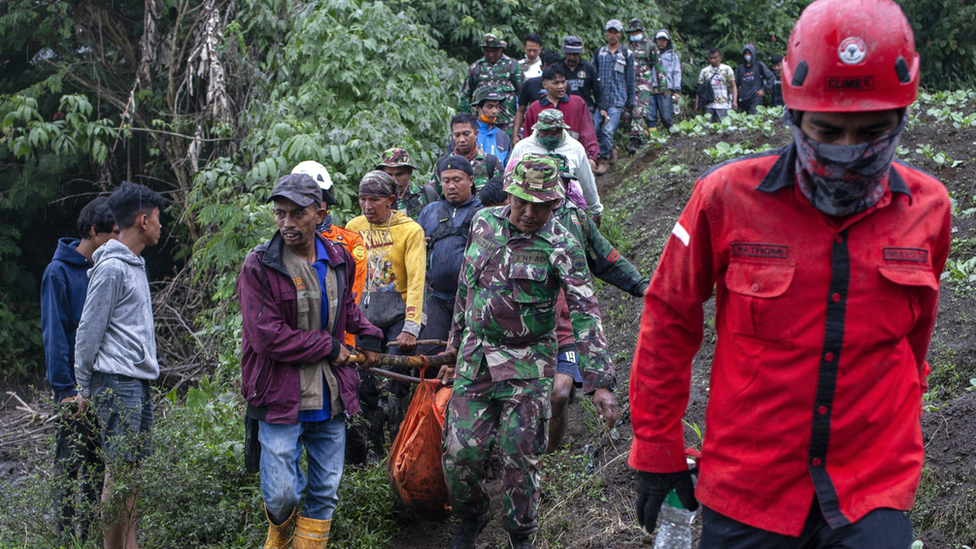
[460,63,478,113]
[582,214,649,297]
[549,223,615,393]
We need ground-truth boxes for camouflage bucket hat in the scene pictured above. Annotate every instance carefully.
[532,109,571,132]
[473,85,507,106]
[504,154,565,203]
[375,147,418,171]
[479,33,505,48]
[627,18,645,33]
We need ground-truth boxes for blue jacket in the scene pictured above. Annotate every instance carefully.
[41,238,93,401]
[418,195,483,302]
[477,119,510,166]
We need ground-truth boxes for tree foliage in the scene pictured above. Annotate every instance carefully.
[399,0,664,63]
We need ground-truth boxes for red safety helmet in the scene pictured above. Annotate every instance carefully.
[782,0,919,112]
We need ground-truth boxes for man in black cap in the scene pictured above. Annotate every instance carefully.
[416,156,483,359]
[238,173,383,549]
[561,36,603,116]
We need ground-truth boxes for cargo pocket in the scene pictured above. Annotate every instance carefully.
[872,266,938,342]
[725,262,796,348]
[505,264,555,343]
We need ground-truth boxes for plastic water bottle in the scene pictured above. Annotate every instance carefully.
[672,96,681,116]
[653,457,696,549]
[652,489,695,549]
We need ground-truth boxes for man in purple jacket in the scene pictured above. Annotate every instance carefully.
[238,173,383,549]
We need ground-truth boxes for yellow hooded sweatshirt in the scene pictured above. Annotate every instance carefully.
[346,210,426,336]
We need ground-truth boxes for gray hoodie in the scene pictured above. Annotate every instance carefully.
[74,238,158,395]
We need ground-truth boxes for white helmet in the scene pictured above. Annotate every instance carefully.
[291,160,333,191]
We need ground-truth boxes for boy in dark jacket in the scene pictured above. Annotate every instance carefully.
[735,44,776,114]
[41,197,117,544]
[238,173,383,548]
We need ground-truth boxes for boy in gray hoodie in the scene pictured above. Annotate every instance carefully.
[74,181,166,549]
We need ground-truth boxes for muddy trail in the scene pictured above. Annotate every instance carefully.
[387,104,976,549]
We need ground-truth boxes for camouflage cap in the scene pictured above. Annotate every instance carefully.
[479,33,505,49]
[473,85,506,106]
[562,36,584,54]
[605,19,624,32]
[626,18,645,33]
[375,147,418,171]
[532,109,571,132]
[504,154,565,203]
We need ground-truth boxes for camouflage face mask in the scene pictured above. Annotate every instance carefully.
[784,108,906,217]
[538,135,562,151]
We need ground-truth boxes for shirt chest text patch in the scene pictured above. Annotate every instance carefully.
[511,251,547,265]
[883,247,928,264]
[731,242,789,260]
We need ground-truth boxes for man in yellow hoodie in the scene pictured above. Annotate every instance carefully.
[346,170,427,452]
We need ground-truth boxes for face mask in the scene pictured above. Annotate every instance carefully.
[538,135,562,151]
[479,113,496,125]
[784,108,906,217]
[629,34,644,42]
[743,54,753,63]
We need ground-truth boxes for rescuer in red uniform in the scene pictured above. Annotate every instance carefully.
[628,0,952,545]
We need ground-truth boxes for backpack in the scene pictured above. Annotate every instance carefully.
[425,153,499,201]
[426,201,482,253]
[697,67,719,109]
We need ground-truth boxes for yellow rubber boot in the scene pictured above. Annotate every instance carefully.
[293,515,331,549]
[264,506,295,549]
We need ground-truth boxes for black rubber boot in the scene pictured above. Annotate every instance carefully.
[629,137,644,154]
[449,514,488,549]
[509,532,533,549]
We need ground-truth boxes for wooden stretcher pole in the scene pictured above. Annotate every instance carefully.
[347,351,457,385]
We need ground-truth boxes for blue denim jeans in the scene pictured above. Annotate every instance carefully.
[647,94,673,129]
[592,106,624,159]
[259,416,345,522]
[90,371,153,462]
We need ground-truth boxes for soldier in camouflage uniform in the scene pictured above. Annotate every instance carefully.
[429,113,503,201]
[625,19,668,153]
[546,158,648,452]
[438,155,618,549]
[460,33,524,139]
[376,148,426,220]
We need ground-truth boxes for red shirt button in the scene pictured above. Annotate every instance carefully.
[818,406,827,415]
[835,235,844,244]
[824,352,835,362]
[751,283,760,292]
[812,458,822,467]
[831,293,841,302]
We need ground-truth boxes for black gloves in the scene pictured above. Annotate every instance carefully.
[635,470,699,534]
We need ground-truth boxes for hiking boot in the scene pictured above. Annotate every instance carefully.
[509,532,533,549]
[449,514,489,549]
[628,137,643,154]
[594,158,608,175]
[610,145,619,164]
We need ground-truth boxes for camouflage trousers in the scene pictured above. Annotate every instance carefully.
[442,365,552,534]
[627,89,673,138]
[628,87,653,139]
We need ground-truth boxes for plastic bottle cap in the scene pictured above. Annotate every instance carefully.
[665,488,685,509]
